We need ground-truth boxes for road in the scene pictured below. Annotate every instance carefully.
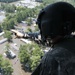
[0,37,31,75]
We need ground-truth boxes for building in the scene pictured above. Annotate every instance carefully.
[20,38,32,44]
[0,38,7,44]
[16,0,40,8]
[0,32,4,37]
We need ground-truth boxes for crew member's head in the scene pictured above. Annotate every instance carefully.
[36,2,75,43]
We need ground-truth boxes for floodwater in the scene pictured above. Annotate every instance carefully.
[0,15,5,22]
[0,11,6,23]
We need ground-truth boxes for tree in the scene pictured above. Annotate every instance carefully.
[2,60,13,75]
[5,43,10,55]
[27,28,32,32]
[19,43,44,71]
[8,18,15,29]
[0,3,16,12]
[19,45,31,64]
[5,43,10,50]
[42,0,75,7]
[2,18,15,30]
[0,25,2,32]
[29,43,44,71]
[34,25,39,32]
[1,21,9,30]
[0,54,13,75]
[16,12,23,23]
[30,55,40,71]
[26,18,32,26]
[4,30,12,42]
[31,44,43,56]
[0,55,3,67]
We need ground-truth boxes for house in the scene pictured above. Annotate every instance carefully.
[16,0,40,8]
[20,38,32,44]
[0,32,4,37]
[0,38,7,44]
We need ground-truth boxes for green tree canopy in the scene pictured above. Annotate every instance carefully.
[3,30,12,42]
[2,18,15,30]
[2,60,13,75]
[0,55,3,67]
[0,54,13,75]
[0,3,16,12]
[19,45,31,64]
[19,43,44,71]
[42,0,75,7]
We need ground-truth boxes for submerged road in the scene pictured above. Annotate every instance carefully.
[0,38,31,75]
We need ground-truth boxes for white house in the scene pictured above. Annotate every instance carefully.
[20,38,32,44]
[0,38,7,44]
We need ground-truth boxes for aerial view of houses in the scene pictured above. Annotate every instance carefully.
[0,0,75,75]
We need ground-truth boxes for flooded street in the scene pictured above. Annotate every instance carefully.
[0,15,5,22]
[0,37,31,75]
[0,2,36,74]
[0,11,6,23]
[0,11,32,75]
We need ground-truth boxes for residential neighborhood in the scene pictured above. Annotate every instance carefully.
[0,0,75,75]
[0,0,50,75]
